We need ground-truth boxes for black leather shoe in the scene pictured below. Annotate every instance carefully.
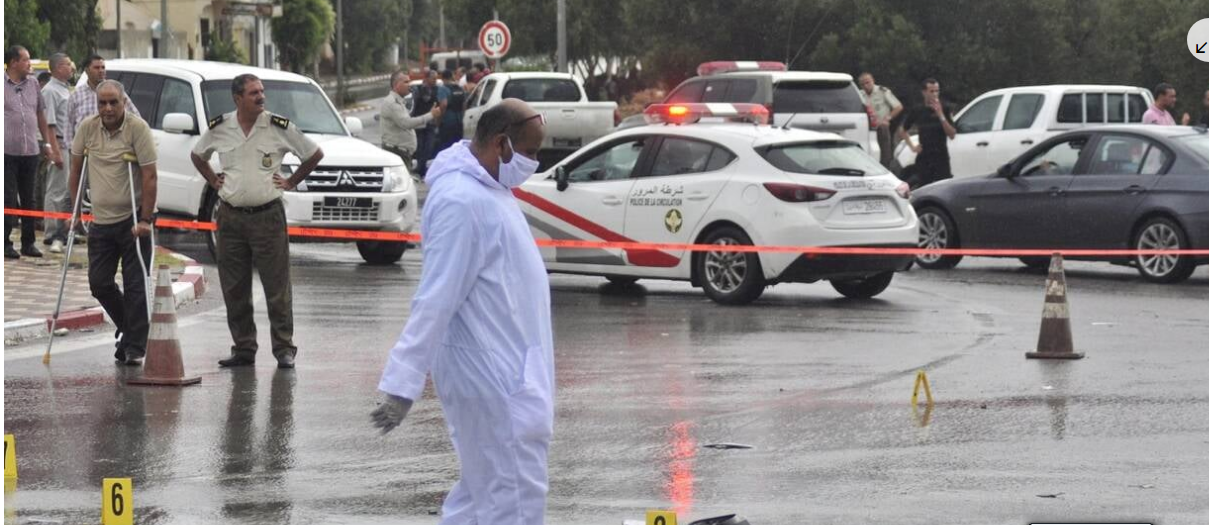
[276,354,295,369]
[123,346,145,366]
[218,355,256,367]
[20,245,42,258]
[4,246,19,259]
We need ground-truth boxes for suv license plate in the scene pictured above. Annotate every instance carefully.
[842,199,888,215]
[324,197,372,208]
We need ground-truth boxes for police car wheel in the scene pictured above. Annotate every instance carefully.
[357,240,406,265]
[915,207,963,270]
[697,226,765,305]
[830,271,894,299]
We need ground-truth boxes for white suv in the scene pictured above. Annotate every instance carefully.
[106,59,418,264]
[623,62,878,159]
[895,84,1154,179]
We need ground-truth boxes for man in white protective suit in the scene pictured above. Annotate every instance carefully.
[372,98,554,525]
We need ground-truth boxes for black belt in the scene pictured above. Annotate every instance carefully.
[221,199,280,214]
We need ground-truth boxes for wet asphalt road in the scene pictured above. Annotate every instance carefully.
[5,225,1208,524]
[6,102,1209,523]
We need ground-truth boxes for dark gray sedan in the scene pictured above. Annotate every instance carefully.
[911,125,1209,283]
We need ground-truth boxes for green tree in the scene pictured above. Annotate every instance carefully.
[38,0,102,62]
[206,35,248,65]
[4,0,51,55]
[334,0,411,74]
[273,0,335,73]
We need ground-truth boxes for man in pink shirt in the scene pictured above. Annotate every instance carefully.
[1142,83,1192,125]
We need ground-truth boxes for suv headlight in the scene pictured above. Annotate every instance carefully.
[383,165,412,193]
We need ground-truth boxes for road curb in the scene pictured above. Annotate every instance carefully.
[3,248,208,346]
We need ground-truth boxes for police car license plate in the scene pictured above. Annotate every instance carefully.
[842,198,888,215]
[324,197,372,208]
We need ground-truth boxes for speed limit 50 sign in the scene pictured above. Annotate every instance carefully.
[478,20,512,59]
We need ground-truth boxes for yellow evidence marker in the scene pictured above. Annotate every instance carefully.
[102,478,133,525]
[4,434,15,479]
[646,509,678,525]
[911,370,934,407]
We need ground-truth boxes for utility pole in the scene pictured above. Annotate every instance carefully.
[556,0,567,73]
[116,0,123,58]
[336,0,345,106]
[439,1,446,49]
[159,0,168,58]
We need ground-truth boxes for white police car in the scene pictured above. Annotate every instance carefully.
[516,103,919,305]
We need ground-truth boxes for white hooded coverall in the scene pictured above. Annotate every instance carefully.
[378,140,554,525]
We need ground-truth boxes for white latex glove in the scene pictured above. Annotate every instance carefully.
[370,394,414,435]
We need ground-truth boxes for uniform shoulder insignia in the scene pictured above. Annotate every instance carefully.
[271,115,290,129]
[208,114,224,129]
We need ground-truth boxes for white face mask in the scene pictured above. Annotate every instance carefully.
[498,137,539,188]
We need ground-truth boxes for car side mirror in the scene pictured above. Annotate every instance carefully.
[162,113,195,134]
[555,166,569,192]
[997,163,1014,178]
[345,117,363,137]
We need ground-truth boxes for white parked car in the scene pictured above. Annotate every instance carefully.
[895,84,1154,178]
[106,59,418,264]
[463,72,618,167]
[516,103,918,305]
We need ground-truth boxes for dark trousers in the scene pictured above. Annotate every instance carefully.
[415,128,437,174]
[88,217,152,355]
[382,144,414,173]
[4,154,41,248]
[437,118,464,154]
[907,152,953,190]
[876,126,895,169]
[216,200,295,359]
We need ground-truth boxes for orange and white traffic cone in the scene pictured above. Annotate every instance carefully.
[127,266,202,386]
[1026,253,1084,360]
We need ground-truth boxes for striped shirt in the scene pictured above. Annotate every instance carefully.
[4,74,44,156]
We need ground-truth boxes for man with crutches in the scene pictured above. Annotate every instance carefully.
[65,80,158,365]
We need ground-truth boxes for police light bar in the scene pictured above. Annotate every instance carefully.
[696,61,787,76]
[643,103,771,126]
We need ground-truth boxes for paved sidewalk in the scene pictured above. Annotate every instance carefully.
[4,230,206,344]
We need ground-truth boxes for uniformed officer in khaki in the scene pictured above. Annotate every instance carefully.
[189,73,324,369]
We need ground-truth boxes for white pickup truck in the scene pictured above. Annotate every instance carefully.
[895,85,1154,178]
[462,72,618,166]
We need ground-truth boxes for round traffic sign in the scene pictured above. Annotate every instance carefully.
[478,21,511,59]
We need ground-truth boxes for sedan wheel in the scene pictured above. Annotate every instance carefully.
[915,208,963,269]
[1133,217,1195,283]
[696,226,765,305]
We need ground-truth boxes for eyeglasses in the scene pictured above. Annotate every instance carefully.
[509,113,546,128]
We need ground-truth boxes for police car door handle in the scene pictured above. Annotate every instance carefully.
[1021,139,1034,145]
[1047,186,1065,197]
[602,196,623,206]
[976,141,989,147]
[1123,185,1147,195]
[686,192,709,201]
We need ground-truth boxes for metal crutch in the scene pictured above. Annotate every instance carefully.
[127,159,155,320]
[44,155,90,365]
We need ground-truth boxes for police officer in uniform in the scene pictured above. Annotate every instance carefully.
[189,73,324,369]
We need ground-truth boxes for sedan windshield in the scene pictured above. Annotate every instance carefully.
[202,80,346,135]
[758,141,890,176]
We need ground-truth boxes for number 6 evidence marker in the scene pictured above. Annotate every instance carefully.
[102,478,133,525]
